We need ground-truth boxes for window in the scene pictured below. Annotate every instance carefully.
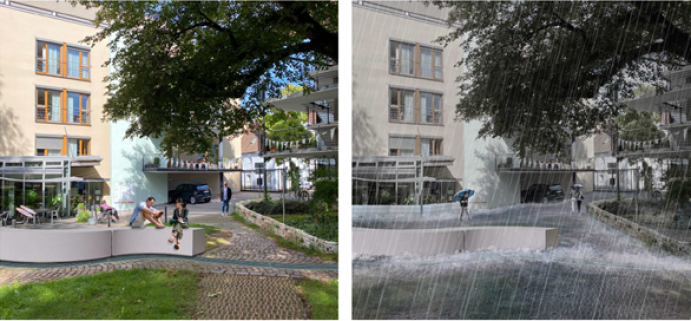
[420,138,443,157]
[36,89,62,122]
[36,88,89,125]
[390,40,443,80]
[420,92,443,125]
[36,42,62,75]
[389,41,414,76]
[36,40,90,80]
[686,77,691,85]
[66,93,90,124]
[389,136,415,156]
[67,138,90,157]
[36,135,65,156]
[36,149,61,156]
[389,88,415,123]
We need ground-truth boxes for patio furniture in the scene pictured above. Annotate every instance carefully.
[20,206,40,224]
[0,211,7,227]
[15,208,35,225]
[49,209,61,224]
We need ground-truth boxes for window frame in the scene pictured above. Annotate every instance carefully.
[389,40,443,81]
[419,91,444,125]
[36,39,91,81]
[389,40,415,76]
[389,88,416,124]
[36,87,90,125]
[419,138,443,157]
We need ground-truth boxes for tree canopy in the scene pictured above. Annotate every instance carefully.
[76,1,337,156]
[432,1,691,156]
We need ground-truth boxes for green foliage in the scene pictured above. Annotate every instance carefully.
[268,213,338,242]
[50,195,62,209]
[24,189,39,207]
[661,160,691,205]
[245,199,309,215]
[0,269,198,319]
[618,110,665,142]
[76,210,91,223]
[74,1,338,157]
[430,1,691,156]
[280,83,304,97]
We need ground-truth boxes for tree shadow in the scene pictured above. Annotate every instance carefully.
[352,76,380,157]
[0,104,28,156]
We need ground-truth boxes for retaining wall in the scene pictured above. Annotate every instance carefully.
[235,200,338,254]
[587,200,690,255]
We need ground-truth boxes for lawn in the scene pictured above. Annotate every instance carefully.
[0,269,198,319]
[297,279,338,320]
[149,222,231,251]
[231,212,338,262]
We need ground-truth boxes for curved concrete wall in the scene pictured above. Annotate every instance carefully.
[0,227,205,263]
[353,227,559,256]
[112,227,205,257]
[0,228,112,263]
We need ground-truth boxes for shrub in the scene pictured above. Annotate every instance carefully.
[76,210,91,223]
[245,199,309,215]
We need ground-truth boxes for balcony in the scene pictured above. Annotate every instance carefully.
[495,155,595,173]
[141,156,240,173]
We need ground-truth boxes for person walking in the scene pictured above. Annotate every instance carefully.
[221,182,232,216]
[576,188,584,213]
[570,186,578,213]
[460,195,471,220]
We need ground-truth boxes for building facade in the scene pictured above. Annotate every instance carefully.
[352,1,463,205]
[0,1,111,216]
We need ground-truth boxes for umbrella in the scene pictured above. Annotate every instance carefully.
[454,189,475,202]
[573,184,584,188]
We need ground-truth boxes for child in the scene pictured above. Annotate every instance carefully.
[168,198,189,250]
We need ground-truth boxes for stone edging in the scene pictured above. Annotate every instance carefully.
[587,199,689,255]
[234,200,338,253]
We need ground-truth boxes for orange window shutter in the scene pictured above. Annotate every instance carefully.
[62,89,67,123]
[79,140,83,156]
[44,149,47,156]
[62,136,67,156]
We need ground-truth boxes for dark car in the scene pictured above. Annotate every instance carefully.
[521,184,565,204]
[168,183,212,204]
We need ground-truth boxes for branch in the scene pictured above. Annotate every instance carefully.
[194,2,239,48]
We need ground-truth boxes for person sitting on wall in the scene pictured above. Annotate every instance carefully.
[168,198,189,250]
[129,196,165,229]
[100,199,119,223]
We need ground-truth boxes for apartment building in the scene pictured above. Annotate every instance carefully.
[0,1,111,216]
[352,1,463,205]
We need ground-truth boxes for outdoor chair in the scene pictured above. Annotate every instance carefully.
[49,209,61,223]
[20,206,40,223]
[0,211,7,227]
[15,207,36,225]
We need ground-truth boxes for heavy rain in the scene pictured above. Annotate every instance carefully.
[353,1,691,319]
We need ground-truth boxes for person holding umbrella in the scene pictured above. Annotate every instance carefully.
[454,189,474,221]
[571,184,584,213]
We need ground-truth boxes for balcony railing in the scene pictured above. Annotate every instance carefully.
[142,156,238,171]
[495,155,594,171]
[263,130,320,153]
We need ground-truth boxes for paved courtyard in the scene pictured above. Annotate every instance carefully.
[353,190,691,319]
[0,192,337,319]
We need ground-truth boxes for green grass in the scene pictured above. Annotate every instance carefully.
[148,222,229,251]
[297,279,338,320]
[231,212,338,261]
[0,269,198,319]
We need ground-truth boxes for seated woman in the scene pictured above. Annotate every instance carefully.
[168,198,189,250]
[100,199,119,222]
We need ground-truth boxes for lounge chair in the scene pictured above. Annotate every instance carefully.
[20,206,40,224]
[15,207,36,225]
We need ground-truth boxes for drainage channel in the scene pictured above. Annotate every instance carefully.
[0,254,338,271]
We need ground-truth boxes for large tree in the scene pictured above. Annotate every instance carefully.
[76,1,337,155]
[432,1,691,156]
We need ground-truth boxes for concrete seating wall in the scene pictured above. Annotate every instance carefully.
[0,227,205,263]
[353,227,559,256]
